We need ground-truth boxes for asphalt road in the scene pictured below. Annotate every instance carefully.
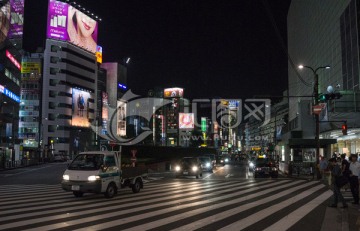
[0,161,280,185]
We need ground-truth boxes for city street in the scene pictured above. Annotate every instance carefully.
[0,162,341,230]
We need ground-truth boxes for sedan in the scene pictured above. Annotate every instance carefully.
[174,157,203,178]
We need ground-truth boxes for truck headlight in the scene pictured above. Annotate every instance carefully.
[192,166,198,172]
[63,174,70,181]
[175,165,181,171]
[88,175,100,181]
[206,162,211,168]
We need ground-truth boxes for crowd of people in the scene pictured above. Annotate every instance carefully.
[321,153,360,209]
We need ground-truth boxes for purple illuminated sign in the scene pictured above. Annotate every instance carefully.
[46,0,99,53]
[8,0,25,38]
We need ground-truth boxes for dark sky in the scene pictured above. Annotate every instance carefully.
[23,0,291,100]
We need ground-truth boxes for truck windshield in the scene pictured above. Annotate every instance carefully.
[68,154,104,170]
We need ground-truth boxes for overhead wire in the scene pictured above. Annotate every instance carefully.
[261,0,313,88]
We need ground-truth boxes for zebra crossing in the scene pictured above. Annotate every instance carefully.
[0,179,333,231]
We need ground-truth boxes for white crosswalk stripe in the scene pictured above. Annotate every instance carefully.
[0,179,333,231]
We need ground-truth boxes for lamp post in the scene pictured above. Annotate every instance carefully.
[298,64,330,179]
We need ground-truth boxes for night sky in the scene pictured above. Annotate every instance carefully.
[23,0,291,100]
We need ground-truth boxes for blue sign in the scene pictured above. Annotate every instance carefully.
[118,83,127,90]
[0,84,20,103]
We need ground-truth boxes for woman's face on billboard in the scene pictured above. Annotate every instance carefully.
[76,11,96,38]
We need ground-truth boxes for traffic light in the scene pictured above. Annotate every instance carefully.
[342,123,347,135]
[319,93,329,101]
[319,93,342,102]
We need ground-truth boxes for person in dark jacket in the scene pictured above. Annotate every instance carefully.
[328,158,348,208]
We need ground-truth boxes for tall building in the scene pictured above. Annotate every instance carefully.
[285,0,360,169]
[19,53,43,160]
[41,0,101,158]
[0,0,24,167]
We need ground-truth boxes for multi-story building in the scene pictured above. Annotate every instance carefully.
[285,0,360,170]
[0,0,24,167]
[19,53,43,160]
[41,39,98,159]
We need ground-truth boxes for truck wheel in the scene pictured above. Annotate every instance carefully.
[132,180,141,193]
[73,191,83,197]
[104,183,117,198]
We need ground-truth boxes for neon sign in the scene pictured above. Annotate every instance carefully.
[6,50,21,70]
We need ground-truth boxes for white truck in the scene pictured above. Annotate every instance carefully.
[61,151,144,198]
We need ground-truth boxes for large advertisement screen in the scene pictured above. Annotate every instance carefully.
[101,92,108,134]
[179,113,194,129]
[164,88,184,98]
[46,0,99,53]
[0,0,24,43]
[72,88,91,127]
[9,0,25,38]
[117,101,126,136]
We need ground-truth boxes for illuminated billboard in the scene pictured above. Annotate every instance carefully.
[179,113,194,129]
[0,2,10,43]
[6,50,21,70]
[117,101,126,136]
[9,0,25,38]
[0,84,20,102]
[46,0,99,53]
[101,92,108,134]
[72,88,91,127]
[164,88,184,98]
[21,61,41,74]
[96,45,102,63]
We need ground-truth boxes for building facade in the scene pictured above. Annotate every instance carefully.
[286,0,360,169]
[41,39,98,158]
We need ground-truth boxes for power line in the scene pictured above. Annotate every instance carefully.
[261,0,313,88]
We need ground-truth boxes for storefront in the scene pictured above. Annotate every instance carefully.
[332,134,360,157]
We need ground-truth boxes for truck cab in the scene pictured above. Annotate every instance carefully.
[61,151,143,198]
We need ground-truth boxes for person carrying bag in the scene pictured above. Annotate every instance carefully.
[328,158,348,208]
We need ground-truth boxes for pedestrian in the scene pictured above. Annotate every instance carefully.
[319,156,329,181]
[349,154,360,205]
[328,157,348,208]
[341,154,351,191]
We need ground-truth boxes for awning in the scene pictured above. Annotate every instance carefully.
[288,139,337,148]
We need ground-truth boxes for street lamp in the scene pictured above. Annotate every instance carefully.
[298,64,330,179]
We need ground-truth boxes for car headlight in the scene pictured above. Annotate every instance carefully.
[249,162,254,168]
[220,160,224,163]
[63,174,70,181]
[88,175,100,181]
[192,166,198,172]
[272,167,277,171]
[175,165,181,171]
[225,158,229,162]
[206,163,211,167]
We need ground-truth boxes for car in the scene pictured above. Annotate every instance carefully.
[54,154,65,162]
[252,157,278,178]
[248,156,256,171]
[174,157,203,178]
[199,156,213,172]
[219,154,230,166]
[203,154,216,167]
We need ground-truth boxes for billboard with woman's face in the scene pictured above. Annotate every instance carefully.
[72,88,91,127]
[46,0,98,53]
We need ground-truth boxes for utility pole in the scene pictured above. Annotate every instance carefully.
[298,65,330,180]
[314,73,321,179]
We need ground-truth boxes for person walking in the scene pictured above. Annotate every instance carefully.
[328,158,348,208]
[319,156,328,181]
[349,154,360,205]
